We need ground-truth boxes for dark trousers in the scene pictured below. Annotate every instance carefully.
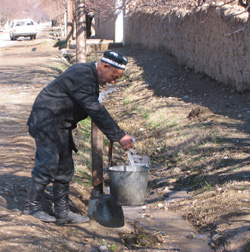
[32,140,74,185]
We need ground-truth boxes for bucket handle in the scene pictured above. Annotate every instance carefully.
[126,149,137,169]
[108,141,136,167]
[127,146,151,168]
[107,141,136,169]
[108,141,150,166]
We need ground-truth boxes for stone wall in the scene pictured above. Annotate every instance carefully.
[125,3,250,91]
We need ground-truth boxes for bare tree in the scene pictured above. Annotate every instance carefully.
[0,0,33,24]
[37,0,67,24]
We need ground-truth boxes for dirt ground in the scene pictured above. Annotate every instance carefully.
[0,23,249,252]
[0,33,137,252]
[0,30,191,252]
[108,47,250,252]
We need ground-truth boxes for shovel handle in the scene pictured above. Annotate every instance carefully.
[91,121,104,194]
[108,141,113,167]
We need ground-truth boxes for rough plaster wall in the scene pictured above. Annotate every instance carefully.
[126,4,250,91]
[95,17,115,41]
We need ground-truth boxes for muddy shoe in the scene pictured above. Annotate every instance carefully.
[56,211,90,225]
[29,210,56,223]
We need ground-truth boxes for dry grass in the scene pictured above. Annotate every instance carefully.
[103,47,250,250]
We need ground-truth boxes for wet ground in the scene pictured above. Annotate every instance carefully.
[124,189,211,252]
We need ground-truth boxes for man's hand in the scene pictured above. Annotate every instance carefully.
[119,134,134,150]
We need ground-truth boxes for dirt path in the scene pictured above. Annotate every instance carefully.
[0,30,134,252]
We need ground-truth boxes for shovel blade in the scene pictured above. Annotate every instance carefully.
[88,194,124,228]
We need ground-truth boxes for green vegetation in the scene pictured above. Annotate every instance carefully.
[192,177,212,191]
[108,243,118,251]
[99,242,118,252]
[141,108,151,120]
[232,167,240,172]
[47,64,69,74]
[78,117,92,138]
[120,75,129,80]
[242,241,250,252]
[53,39,67,49]
[240,185,249,191]
[123,99,131,104]
[75,117,92,170]
[86,53,102,63]
[73,170,92,186]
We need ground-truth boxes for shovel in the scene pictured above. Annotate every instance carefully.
[88,193,124,228]
[88,123,124,227]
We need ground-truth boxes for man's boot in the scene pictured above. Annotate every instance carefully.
[24,180,56,222]
[53,180,89,224]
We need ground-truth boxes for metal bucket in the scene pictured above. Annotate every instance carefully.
[108,165,150,206]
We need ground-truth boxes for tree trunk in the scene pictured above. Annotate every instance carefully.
[66,0,74,48]
[75,0,86,63]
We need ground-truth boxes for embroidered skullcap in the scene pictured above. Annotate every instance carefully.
[101,51,128,70]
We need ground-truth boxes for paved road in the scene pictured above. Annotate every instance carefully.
[0,31,15,48]
[0,23,51,50]
[0,31,18,54]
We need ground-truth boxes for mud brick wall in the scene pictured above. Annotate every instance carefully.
[126,3,250,91]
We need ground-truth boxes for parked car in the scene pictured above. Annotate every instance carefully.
[9,19,38,40]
